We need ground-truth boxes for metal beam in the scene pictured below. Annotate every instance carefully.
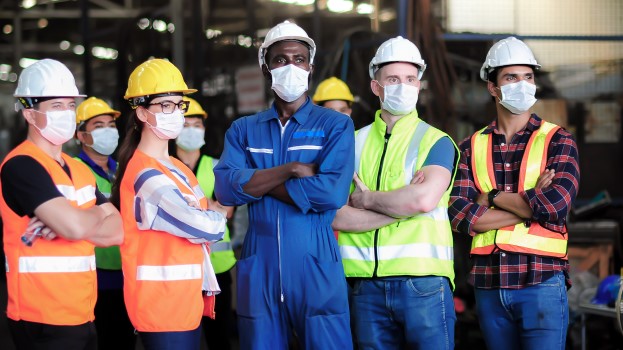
[0,9,141,19]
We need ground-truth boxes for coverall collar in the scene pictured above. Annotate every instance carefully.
[259,97,312,125]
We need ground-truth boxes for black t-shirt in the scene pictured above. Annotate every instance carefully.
[1,155,107,218]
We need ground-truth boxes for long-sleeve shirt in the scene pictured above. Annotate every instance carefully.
[214,98,354,255]
[134,157,226,244]
[448,114,580,289]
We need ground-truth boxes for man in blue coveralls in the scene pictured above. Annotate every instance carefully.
[214,21,355,350]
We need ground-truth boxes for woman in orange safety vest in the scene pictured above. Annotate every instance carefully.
[110,59,227,350]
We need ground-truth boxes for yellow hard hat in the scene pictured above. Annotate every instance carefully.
[312,77,355,104]
[76,97,121,124]
[124,59,197,106]
[183,96,208,119]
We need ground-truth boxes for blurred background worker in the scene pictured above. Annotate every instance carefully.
[312,76,355,117]
[172,96,237,350]
[111,58,227,350]
[75,97,136,350]
[1,58,123,349]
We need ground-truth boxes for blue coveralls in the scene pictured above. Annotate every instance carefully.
[214,98,355,350]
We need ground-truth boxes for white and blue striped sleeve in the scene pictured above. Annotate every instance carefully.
[133,168,226,243]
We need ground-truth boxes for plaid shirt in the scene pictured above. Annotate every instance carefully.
[448,115,580,289]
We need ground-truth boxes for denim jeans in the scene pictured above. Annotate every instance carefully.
[474,272,569,350]
[350,276,456,350]
[139,326,202,350]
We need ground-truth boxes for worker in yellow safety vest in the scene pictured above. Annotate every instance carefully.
[0,58,123,349]
[75,97,136,350]
[173,96,237,350]
[333,36,459,350]
[312,76,355,117]
[448,37,580,350]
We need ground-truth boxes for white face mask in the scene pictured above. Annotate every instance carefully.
[378,82,419,116]
[498,80,537,115]
[34,110,76,145]
[87,127,119,155]
[146,109,185,140]
[270,64,310,102]
[176,126,206,151]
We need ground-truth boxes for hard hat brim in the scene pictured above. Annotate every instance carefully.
[123,88,197,100]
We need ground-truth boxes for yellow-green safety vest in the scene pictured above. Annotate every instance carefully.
[469,121,568,258]
[338,110,459,288]
[197,155,237,274]
[75,156,122,270]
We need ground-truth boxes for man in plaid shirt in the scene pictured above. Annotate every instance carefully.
[448,37,580,350]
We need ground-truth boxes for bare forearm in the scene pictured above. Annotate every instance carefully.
[472,208,524,232]
[242,164,293,197]
[268,184,295,205]
[332,205,399,232]
[86,204,124,247]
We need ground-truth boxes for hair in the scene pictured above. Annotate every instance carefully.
[487,68,500,86]
[110,110,143,209]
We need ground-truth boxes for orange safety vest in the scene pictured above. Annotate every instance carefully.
[0,140,97,325]
[120,150,209,332]
[469,121,568,259]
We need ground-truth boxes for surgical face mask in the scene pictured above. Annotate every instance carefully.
[176,126,205,151]
[498,80,537,115]
[87,127,119,155]
[146,109,185,140]
[34,110,76,145]
[270,64,310,102]
[378,82,419,116]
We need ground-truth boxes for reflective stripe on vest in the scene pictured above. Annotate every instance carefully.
[56,184,97,206]
[340,112,458,288]
[19,255,96,273]
[470,121,568,258]
[136,264,202,281]
[196,155,236,274]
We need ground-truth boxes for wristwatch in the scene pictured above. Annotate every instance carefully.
[488,189,501,208]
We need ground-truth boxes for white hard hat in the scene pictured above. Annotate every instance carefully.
[14,58,85,109]
[258,20,316,67]
[369,36,427,80]
[480,37,541,81]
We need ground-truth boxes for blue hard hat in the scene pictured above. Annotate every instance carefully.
[591,275,621,305]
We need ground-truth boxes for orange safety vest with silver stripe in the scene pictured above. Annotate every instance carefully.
[0,140,97,325]
[120,150,207,332]
[470,121,568,258]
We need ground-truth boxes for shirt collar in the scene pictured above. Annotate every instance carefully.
[481,113,542,135]
[258,97,312,125]
[77,149,117,181]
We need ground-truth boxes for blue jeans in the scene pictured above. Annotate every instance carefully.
[350,276,456,350]
[139,326,201,350]
[474,272,569,350]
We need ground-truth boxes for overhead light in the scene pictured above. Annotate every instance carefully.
[152,20,167,32]
[21,0,36,9]
[19,58,38,68]
[73,45,85,55]
[37,18,48,29]
[206,29,222,39]
[9,72,17,82]
[237,35,253,48]
[92,46,118,60]
[272,0,314,5]
[59,40,71,50]
[137,18,150,30]
[3,25,12,35]
[356,3,374,15]
[378,9,396,22]
[327,0,353,13]
[0,64,11,74]
[167,23,175,33]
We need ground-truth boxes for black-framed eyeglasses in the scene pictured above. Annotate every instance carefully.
[147,100,190,114]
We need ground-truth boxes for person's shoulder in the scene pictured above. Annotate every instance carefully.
[2,155,43,175]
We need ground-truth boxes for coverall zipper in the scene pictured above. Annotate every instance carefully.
[372,133,391,277]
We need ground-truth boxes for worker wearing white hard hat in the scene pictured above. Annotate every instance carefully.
[334,36,459,349]
[1,59,123,348]
[215,20,355,349]
[449,37,580,350]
